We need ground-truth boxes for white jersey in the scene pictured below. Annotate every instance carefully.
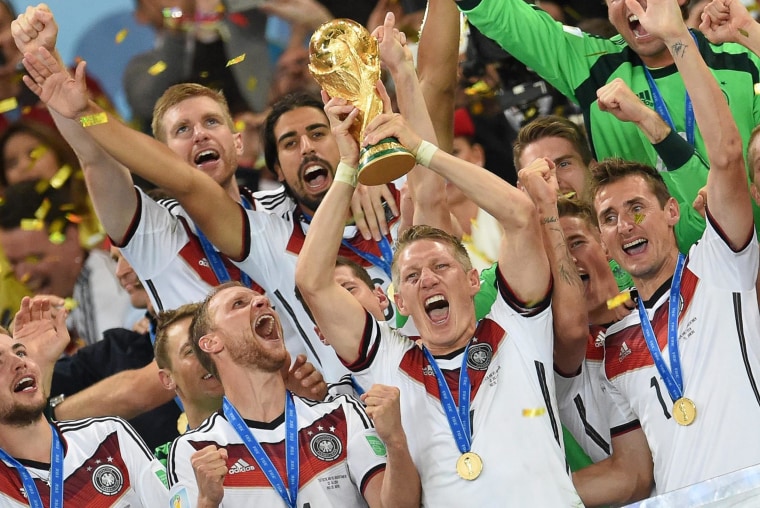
[234,187,401,382]
[604,217,760,493]
[346,268,582,506]
[554,326,632,464]
[0,417,168,507]
[167,395,387,507]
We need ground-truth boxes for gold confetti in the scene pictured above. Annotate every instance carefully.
[148,60,167,76]
[246,76,258,91]
[29,145,48,161]
[226,53,246,67]
[607,291,631,310]
[79,112,108,127]
[20,218,44,231]
[63,297,78,311]
[34,198,51,220]
[19,273,31,283]
[59,203,75,212]
[234,120,245,132]
[754,83,760,96]
[49,164,73,189]
[65,213,82,224]
[522,407,546,417]
[21,106,32,115]
[34,179,49,194]
[199,71,209,79]
[0,97,18,113]
[0,197,4,206]
[561,191,576,199]
[48,230,66,245]
[740,28,749,38]
[115,29,129,44]
[634,213,645,224]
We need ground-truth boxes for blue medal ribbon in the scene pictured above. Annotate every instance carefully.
[223,392,299,508]
[642,31,698,146]
[636,253,686,403]
[422,343,473,453]
[0,424,64,508]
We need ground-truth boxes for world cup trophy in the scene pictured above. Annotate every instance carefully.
[308,19,416,186]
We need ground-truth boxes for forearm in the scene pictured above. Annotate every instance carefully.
[634,107,672,145]
[379,435,421,508]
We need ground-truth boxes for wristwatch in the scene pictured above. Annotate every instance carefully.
[48,394,65,420]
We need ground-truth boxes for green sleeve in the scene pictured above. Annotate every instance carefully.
[563,425,594,472]
[474,263,498,320]
[154,441,171,472]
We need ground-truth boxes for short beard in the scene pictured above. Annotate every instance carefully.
[0,399,46,427]
[227,335,287,373]
[281,180,325,214]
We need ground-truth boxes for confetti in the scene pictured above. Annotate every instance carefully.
[740,28,749,38]
[0,97,18,113]
[34,198,51,221]
[234,120,245,132]
[79,112,108,127]
[115,29,129,44]
[48,230,66,245]
[246,76,258,91]
[29,145,48,161]
[755,83,760,96]
[226,53,246,67]
[148,60,167,76]
[50,164,73,189]
[65,213,83,224]
[607,291,631,310]
[522,407,546,417]
[199,71,209,79]
[561,191,576,199]
[634,213,645,224]
[21,106,32,115]
[34,179,50,194]
[20,218,44,231]
[63,297,78,311]
[19,273,31,283]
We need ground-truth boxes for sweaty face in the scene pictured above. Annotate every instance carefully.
[165,317,223,403]
[0,335,46,426]
[273,107,339,215]
[208,287,288,373]
[0,226,83,298]
[519,136,589,200]
[334,265,387,321]
[394,239,479,355]
[560,215,619,314]
[593,175,679,285]
[605,0,680,67]
[110,247,149,309]
[161,96,243,188]
[2,132,61,186]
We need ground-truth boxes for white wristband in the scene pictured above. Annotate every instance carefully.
[334,161,358,188]
[415,140,438,167]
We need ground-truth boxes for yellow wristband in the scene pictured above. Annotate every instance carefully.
[334,161,358,188]
[79,112,108,127]
[415,140,438,167]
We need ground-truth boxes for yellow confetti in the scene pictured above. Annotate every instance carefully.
[79,112,108,127]
[740,28,749,38]
[34,198,51,221]
[48,230,66,245]
[522,407,546,417]
[0,97,18,113]
[65,213,82,224]
[29,145,48,161]
[34,179,49,194]
[234,120,245,132]
[561,191,576,200]
[115,29,129,44]
[199,71,209,79]
[20,218,44,231]
[226,53,246,67]
[59,203,75,212]
[754,83,760,96]
[21,106,32,115]
[49,164,73,189]
[607,291,631,310]
[0,197,4,206]
[63,297,78,311]
[148,60,167,76]
[634,213,645,224]
[19,273,31,283]
[246,76,258,91]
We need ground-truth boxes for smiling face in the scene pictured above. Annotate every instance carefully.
[394,239,480,354]
[593,174,680,291]
[271,106,339,215]
[519,136,590,200]
[161,96,243,188]
[0,334,46,426]
[2,132,60,187]
[205,286,288,373]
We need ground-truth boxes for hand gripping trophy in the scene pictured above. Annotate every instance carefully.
[308,19,416,185]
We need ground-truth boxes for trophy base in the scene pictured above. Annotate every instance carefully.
[358,137,416,186]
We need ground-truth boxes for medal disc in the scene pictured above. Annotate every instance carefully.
[672,397,696,426]
[456,452,483,480]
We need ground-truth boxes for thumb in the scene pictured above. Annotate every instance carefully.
[624,0,645,19]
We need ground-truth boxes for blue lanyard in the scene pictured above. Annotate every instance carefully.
[350,375,365,396]
[422,343,473,453]
[636,253,686,403]
[223,393,299,508]
[642,31,698,146]
[196,195,253,288]
[0,424,64,508]
[299,211,394,278]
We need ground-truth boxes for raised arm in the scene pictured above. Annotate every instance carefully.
[699,0,760,54]
[518,161,587,374]
[631,0,751,246]
[294,94,371,364]
[21,48,245,259]
[364,114,550,303]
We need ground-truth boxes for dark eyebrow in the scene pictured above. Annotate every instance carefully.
[276,122,329,145]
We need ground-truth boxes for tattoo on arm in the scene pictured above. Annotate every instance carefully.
[671,41,688,59]
[541,216,559,225]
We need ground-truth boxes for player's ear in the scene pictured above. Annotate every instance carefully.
[199,333,222,354]
[158,369,176,391]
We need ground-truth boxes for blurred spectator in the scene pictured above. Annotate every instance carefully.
[0,179,131,347]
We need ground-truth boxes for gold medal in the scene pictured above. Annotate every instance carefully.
[456,452,483,480]
[672,397,696,426]
[176,412,189,434]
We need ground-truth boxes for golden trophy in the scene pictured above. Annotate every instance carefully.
[308,19,416,186]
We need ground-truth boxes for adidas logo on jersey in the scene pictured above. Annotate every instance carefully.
[228,458,255,474]
[619,341,632,362]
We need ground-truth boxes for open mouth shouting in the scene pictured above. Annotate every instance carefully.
[253,314,280,342]
[622,238,648,256]
[193,148,220,169]
[13,375,36,394]
[628,14,650,39]
[425,294,450,325]
[299,156,332,192]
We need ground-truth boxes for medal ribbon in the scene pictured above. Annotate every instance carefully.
[0,423,64,508]
[223,392,299,508]
[196,195,254,288]
[422,343,473,453]
[642,31,698,146]
[636,253,686,403]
